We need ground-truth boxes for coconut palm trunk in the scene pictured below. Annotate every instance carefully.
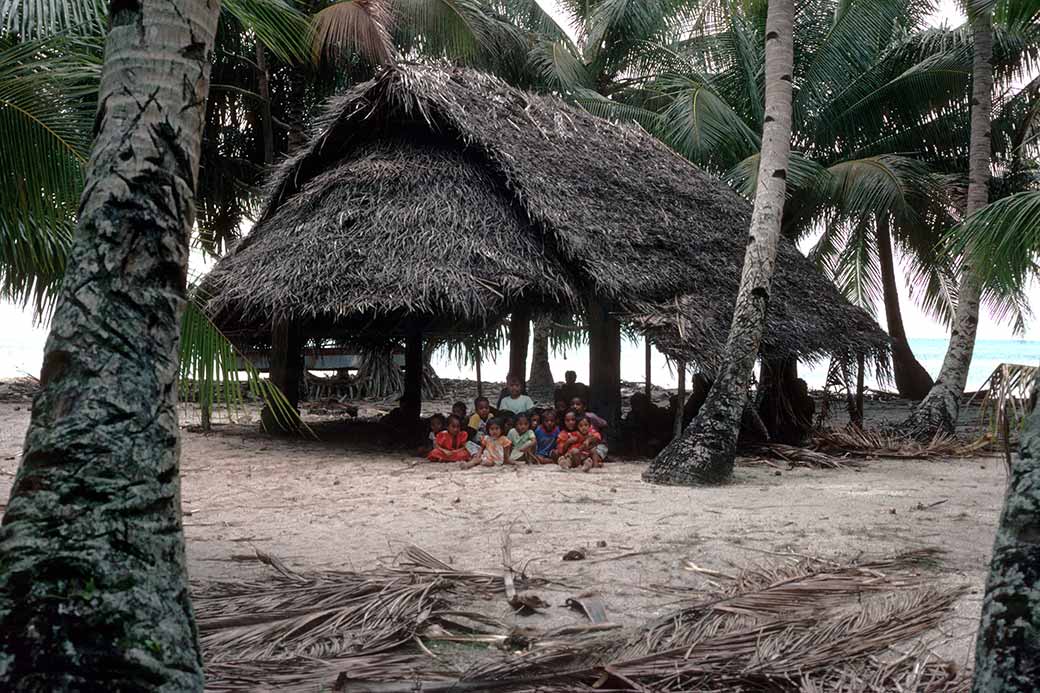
[877,215,933,399]
[643,0,794,486]
[905,10,991,438]
[973,369,1040,691]
[0,0,220,688]
[528,317,554,402]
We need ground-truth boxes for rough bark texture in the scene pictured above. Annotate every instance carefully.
[587,300,622,441]
[260,318,304,433]
[877,216,933,400]
[643,0,793,485]
[508,308,530,388]
[527,318,554,402]
[905,12,990,439]
[0,0,220,689]
[758,357,813,445]
[972,372,1040,691]
[256,43,274,167]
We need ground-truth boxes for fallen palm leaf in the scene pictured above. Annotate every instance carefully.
[197,547,969,692]
[814,427,991,459]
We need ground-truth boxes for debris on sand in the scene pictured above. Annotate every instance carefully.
[196,546,969,692]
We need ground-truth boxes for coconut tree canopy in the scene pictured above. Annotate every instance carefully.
[203,64,889,367]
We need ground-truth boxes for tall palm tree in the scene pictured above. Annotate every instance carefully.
[567,0,965,399]
[1,0,339,429]
[0,0,221,686]
[905,3,994,438]
[644,0,794,485]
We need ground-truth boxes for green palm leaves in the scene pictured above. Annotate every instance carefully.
[0,35,98,314]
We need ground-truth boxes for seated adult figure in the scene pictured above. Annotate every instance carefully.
[554,370,590,409]
[623,392,672,457]
[498,375,535,415]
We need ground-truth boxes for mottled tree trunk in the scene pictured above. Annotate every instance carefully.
[644,0,793,486]
[0,0,220,688]
[759,357,812,444]
[527,317,554,402]
[587,300,622,440]
[972,370,1040,691]
[508,308,531,388]
[877,215,933,400]
[905,11,991,439]
[256,42,274,167]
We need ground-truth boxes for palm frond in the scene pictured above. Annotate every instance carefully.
[652,73,760,170]
[312,0,395,65]
[179,294,304,433]
[0,36,98,313]
[972,361,1037,444]
[223,0,313,64]
[948,190,1040,295]
[392,0,493,62]
[526,38,592,92]
[0,0,105,38]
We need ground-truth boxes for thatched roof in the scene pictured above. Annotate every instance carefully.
[203,64,889,364]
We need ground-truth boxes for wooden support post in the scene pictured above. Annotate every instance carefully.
[402,332,423,425]
[760,356,814,444]
[645,338,652,399]
[853,353,866,428]
[261,318,304,433]
[508,307,531,389]
[587,300,622,442]
[673,360,686,439]
[475,347,483,399]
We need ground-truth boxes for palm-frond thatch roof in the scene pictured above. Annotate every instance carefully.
[202,65,888,365]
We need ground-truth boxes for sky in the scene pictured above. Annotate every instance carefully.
[3,0,1035,387]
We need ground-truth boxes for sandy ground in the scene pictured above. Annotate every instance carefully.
[0,390,1008,673]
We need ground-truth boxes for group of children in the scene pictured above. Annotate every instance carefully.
[420,377,608,472]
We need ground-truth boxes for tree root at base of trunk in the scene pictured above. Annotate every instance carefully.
[642,420,737,486]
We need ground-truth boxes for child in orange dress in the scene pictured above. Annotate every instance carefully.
[461,420,512,468]
[555,410,584,469]
[427,415,470,462]
[572,417,603,472]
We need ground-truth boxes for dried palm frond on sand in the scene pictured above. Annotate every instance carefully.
[814,427,991,459]
[198,547,969,692]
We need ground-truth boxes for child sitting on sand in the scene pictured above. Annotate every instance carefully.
[567,416,603,472]
[427,415,470,462]
[507,413,537,464]
[452,401,467,423]
[462,419,512,468]
[465,396,492,457]
[418,413,445,457]
[534,409,559,464]
[555,410,582,464]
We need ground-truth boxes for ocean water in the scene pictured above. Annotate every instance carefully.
[2,308,1036,393]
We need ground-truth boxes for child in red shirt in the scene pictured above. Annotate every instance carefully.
[427,415,470,462]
